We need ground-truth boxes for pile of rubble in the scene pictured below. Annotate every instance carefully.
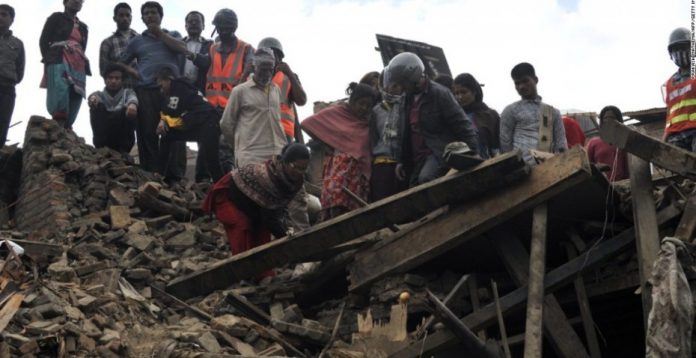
[1,115,696,357]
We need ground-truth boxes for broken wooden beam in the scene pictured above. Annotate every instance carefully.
[564,239,602,358]
[494,232,590,358]
[167,151,528,299]
[523,204,550,358]
[425,289,497,358]
[629,154,660,329]
[349,147,592,292]
[225,291,272,326]
[416,274,470,338]
[388,205,681,358]
[4,239,63,258]
[599,119,696,179]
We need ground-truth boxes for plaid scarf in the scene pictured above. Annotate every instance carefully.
[231,157,302,209]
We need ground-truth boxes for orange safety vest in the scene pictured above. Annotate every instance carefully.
[272,71,295,137]
[665,73,696,135]
[205,40,251,108]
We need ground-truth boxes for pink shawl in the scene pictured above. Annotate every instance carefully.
[301,104,371,178]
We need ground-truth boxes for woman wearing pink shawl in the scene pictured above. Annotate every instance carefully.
[301,82,378,221]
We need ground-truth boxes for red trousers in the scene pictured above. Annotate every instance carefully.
[212,196,274,279]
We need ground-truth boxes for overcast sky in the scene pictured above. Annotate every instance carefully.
[3,0,690,147]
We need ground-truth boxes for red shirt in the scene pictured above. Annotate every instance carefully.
[586,137,629,182]
[563,116,586,148]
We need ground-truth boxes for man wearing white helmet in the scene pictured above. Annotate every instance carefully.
[258,37,307,143]
[664,27,696,152]
[383,52,479,185]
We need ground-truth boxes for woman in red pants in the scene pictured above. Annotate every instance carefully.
[202,143,309,278]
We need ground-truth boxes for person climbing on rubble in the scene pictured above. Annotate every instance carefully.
[383,52,479,186]
[453,73,500,159]
[500,62,567,164]
[155,67,223,184]
[302,82,377,220]
[586,106,629,182]
[88,64,137,155]
[39,0,91,130]
[663,27,696,152]
[202,143,310,278]
[258,36,311,232]
[369,73,407,201]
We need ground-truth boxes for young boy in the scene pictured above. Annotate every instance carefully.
[156,67,223,183]
[0,4,24,147]
[88,64,137,154]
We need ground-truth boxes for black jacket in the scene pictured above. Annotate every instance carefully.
[227,180,288,237]
[403,80,479,165]
[183,37,213,92]
[39,12,91,75]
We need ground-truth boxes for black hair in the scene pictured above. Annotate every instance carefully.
[280,143,310,164]
[104,63,125,77]
[0,4,15,19]
[434,74,454,90]
[346,82,378,104]
[185,10,204,24]
[156,66,176,81]
[141,1,163,18]
[599,105,624,124]
[359,71,380,87]
[113,2,131,16]
[454,73,483,103]
[511,62,536,79]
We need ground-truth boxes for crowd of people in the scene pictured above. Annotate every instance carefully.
[0,2,694,276]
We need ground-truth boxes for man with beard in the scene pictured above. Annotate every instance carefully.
[220,48,286,168]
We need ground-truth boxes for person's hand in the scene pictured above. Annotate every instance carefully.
[88,95,98,109]
[395,163,406,181]
[126,104,137,118]
[276,62,293,76]
[285,227,295,238]
[147,22,163,37]
[156,120,168,136]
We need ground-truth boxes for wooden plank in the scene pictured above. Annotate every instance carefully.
[494,232,590,358]
[225,291,272,326]
[0,293,24,332]
[564,241,602,358]
[467,275,487,341]
[167,151,528,299]
[523,204,548,358]
[415,274,470,338]
[425,289,497,358]
[388,205,680,358]
[628,154,660,329]
[4,239,63,258]
[675,195,696,240]
[492,280,512,358]
[349,147,592,292]
[599,119,696,179]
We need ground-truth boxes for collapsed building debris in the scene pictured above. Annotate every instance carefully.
[0,116,695,357]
